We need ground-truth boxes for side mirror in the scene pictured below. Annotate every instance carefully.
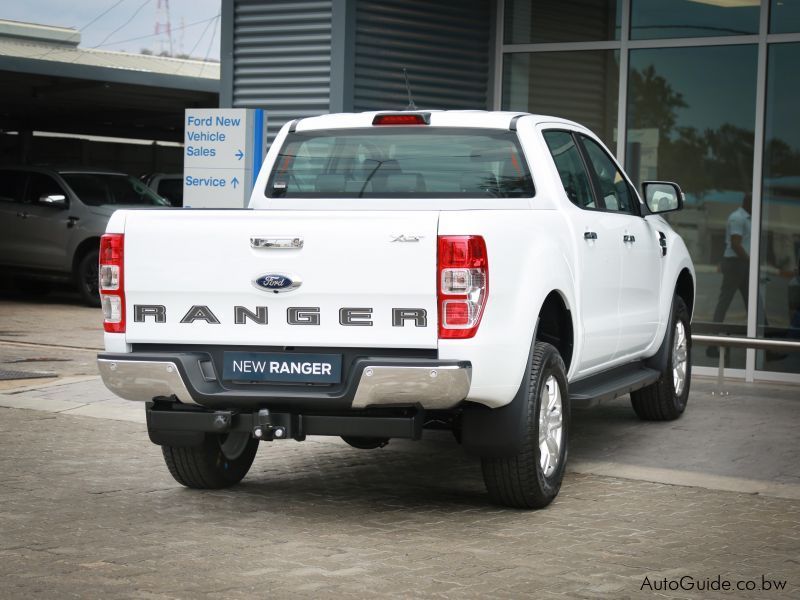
[641,181,683,214]
[39,194,67,208]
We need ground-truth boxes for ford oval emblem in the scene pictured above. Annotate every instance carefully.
[253,273,302,293]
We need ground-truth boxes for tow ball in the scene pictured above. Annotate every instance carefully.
[251,409,287,441]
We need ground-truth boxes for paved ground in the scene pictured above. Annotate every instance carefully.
[0,291,799,598]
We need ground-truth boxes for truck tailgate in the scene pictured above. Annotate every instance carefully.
[122,210,439,349]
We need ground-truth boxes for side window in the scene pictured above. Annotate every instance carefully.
[25,173,66,207]
[0,170,24,204]
[543,130,596,209]
[580,136,637,215]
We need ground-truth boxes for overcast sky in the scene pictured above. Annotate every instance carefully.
[1,0,221,60]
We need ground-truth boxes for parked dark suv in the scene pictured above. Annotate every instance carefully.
[0,167,170,306]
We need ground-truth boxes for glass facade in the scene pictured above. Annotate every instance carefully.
[770,0,800,33]
[627,45,758,369]
[504,0,621,43]
[631,0,760,39]
[500,1,800,381]
[758,43,800,374]
[502,51,619,148]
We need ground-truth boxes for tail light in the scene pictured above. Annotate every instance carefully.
[437,235,488,339]
[99,234,125,333]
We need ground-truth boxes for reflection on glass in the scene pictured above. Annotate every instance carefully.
[770,0,800,33]
[504,0,621,44]
[502,51,619,149]
[757,43,800,374]
[631,0,759,39]
[626,45,758,369]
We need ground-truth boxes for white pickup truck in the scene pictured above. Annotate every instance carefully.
[97,111,695,509]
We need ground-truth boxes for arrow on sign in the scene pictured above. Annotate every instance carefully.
[235,149,244,160]
[231,177,240,188]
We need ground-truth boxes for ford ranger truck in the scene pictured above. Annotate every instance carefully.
[97,111,695,509]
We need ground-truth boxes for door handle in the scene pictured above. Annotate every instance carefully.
[67,216,80,228]
[584,231,598,240]
[16,211,30,219]
[623,234,636,243]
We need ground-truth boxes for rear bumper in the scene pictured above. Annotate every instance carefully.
[97,352,471,411]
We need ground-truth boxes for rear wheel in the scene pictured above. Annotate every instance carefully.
[631,295,691,421]
[162,432,259,489]
[75,249,100,307]
[481,341,569,509]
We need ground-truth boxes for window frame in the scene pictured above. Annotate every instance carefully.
[542,128,599,211]
[576,133,642,217]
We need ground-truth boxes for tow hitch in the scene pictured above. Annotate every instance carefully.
[252,409,288,441]
[145,401,423,448]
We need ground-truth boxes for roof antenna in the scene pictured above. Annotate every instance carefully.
[403,68,418,111]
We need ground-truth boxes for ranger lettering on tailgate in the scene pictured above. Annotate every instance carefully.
[132,304,428,327]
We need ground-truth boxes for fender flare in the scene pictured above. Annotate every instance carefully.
[461,324,538,458]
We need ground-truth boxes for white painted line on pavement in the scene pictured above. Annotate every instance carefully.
[569,460,800,501]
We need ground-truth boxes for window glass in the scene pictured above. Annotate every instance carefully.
[157,178,183,207]
[25,173,65,206]
[757,43,800,374]
[61,173,170,207]
[0,170,24,203]
[502,50,619,149]
[504,0,621,44]
[631,0,760,40]
[267,128,535,199]
[626,45,758,369]
[770,0,800,33]
[581,136,636,214]
[543,130,595,209]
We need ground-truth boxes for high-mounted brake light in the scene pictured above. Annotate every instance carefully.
[437,235,488,339]
[372,113,429,126]
[99,233,125,333]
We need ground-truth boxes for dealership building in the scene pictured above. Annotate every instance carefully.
[1,1,797,382]
[218,0,800,382]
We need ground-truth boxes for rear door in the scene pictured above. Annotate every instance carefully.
[15,172,73,270]
[543,130,621,371]
[123,209,439,349]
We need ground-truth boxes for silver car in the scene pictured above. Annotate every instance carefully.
[0,167,171,306]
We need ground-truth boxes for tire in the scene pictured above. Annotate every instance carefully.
[161,432,259,489]
[75,249,100,307]
[631,295,691,421]
[341,436,389,449]
[481,341,569,509]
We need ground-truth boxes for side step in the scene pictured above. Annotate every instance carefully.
[569,362,661,407]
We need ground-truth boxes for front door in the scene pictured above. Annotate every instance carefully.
[578,135,662,357]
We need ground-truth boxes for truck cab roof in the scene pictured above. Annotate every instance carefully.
[291,110,585,133]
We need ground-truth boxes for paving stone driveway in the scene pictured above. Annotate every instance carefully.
[1,407,797,599]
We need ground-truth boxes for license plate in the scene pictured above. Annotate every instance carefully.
[223,352,342,383]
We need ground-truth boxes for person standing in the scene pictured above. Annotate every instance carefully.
[708,194,752,359]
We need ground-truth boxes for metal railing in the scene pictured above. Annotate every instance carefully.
[692,334,800,394]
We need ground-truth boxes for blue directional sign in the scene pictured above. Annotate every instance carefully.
[182,108,267,208]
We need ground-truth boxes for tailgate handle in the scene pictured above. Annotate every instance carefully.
[250,237,304,249]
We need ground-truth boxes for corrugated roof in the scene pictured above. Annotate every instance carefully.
[0,19,219,80]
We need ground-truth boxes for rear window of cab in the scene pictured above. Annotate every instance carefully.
[266,127,535,199]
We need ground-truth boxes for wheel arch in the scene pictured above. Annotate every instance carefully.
[675,267,695,317]
[535,290,574,373]
[72,236,101,275]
